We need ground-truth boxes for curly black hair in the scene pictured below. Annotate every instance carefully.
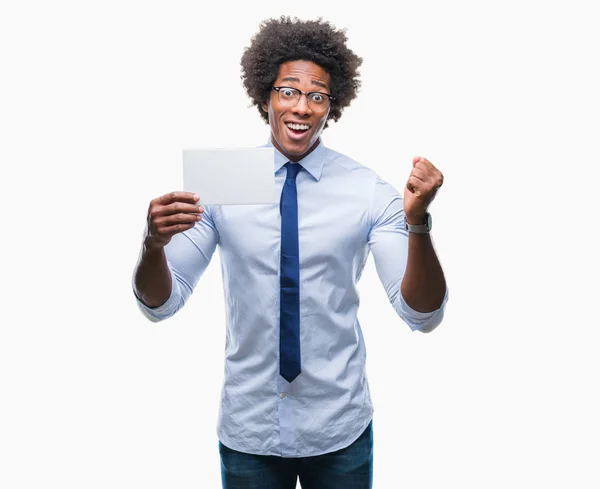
[241,16,362,128]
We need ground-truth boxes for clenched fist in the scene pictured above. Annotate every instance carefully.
[145,191,204,250]
[404,156,444,224]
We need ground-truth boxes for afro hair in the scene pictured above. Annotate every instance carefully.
[241,16,363,128]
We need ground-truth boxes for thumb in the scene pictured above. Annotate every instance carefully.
[406,180,420,196]
[412,156,421,167]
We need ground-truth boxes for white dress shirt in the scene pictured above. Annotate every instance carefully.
[135,138,448,457]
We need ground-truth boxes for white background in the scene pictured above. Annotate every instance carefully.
[1,0,599,487]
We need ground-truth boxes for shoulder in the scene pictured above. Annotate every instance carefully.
[322,146,379,181]
[322,146,400,196]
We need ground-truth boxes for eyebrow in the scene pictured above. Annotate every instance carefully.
[280,77,329,91]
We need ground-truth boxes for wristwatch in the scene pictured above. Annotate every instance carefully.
[404,213,432,233]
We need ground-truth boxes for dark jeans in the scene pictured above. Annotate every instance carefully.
[219,421,373,489]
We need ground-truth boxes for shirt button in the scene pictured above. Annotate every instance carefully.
[280,393,286,399]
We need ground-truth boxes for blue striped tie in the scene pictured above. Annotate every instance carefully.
[280,162,302,383]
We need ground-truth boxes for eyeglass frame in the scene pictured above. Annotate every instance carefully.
[271,86,335,112]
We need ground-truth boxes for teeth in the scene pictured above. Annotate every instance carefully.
[286,123,310,131]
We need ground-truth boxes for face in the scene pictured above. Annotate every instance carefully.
[261,60,332,162]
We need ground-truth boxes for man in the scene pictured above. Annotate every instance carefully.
[133,16,448,489]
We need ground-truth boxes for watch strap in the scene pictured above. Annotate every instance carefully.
[404,213,431,233]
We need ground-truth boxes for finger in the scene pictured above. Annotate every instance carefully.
[152,191,200,207]
[408,174,442,198]
[414,157,441,175]
[409,166,428,183]
[154,222,197,239]
[413,160,443,187]
[406,176,424,196]
[161,201,204,216]
[413,154,434,167]
[413,157,434,172]
[154,212,202,228]
[150,202,203,222]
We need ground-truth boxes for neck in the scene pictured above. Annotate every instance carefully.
[271,137,320,162]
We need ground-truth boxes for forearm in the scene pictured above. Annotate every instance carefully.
[133,242,173,308]
[400,233,446,313]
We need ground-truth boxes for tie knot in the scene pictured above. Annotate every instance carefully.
[285,162,302,180]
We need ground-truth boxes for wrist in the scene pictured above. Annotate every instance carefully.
[405,212,428,226]
[143,237,167,256]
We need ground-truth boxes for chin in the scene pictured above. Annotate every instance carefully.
[290,138,317,154]
[287,143,310,156]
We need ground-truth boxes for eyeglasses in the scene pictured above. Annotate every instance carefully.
[272,86,335,112]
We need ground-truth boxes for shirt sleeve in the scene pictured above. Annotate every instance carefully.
[134,205,219,322]
[367,175,448,332]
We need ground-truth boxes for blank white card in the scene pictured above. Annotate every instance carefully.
[182,147,275,205]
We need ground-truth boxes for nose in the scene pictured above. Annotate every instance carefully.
[293,93,312,116]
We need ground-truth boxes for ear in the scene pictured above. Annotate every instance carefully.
[261,101,268,112]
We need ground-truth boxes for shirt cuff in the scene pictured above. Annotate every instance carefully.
[393,287,449,332]
[133,269,182,322]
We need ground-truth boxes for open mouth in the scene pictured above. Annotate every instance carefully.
[286,122,311,135]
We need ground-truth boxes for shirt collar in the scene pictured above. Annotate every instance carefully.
[262,137,326,181]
